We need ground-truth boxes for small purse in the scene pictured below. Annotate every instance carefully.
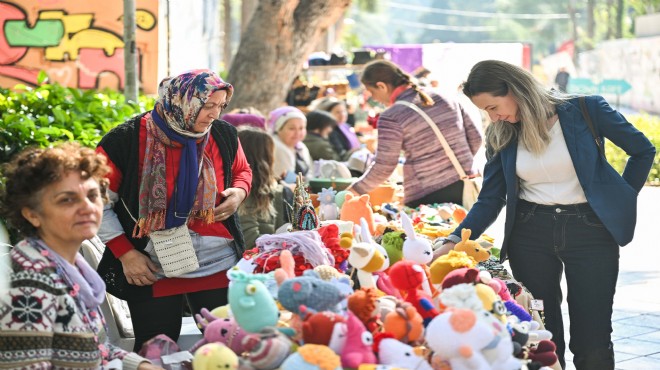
[121,199,199,278]
[395,100,482,210]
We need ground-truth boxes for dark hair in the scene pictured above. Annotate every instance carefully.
[0,142,110,237]
[237,127,276,219]
[360,60,434,106]
[305,110,337,132]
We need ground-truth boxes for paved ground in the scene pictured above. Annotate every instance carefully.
[487,186,660,369]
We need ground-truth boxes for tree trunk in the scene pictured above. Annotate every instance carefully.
[615,0,624,38]
[587,0,596,47]
[226,0,352,115]
[223,0,232,71]
[241,0,258,34]
[606,0,614,39]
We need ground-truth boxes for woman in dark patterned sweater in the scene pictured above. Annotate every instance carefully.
[0,143,161,370]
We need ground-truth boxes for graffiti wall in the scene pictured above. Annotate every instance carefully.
[0,0,158,93]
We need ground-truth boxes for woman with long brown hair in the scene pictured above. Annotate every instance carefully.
[348,60,483,208]
[237,127,293,248]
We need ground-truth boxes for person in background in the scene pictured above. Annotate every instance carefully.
[237,127,293,248]
[222,112,266,130]
[555,66,570,93]
[315,97,361,154]
[96,69,252,351]
[434,60,655,370]
[0,143,162,370]
[348,60,483,208]
[268,106,312,182]
[303,110,346,161]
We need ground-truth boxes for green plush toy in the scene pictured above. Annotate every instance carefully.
[381,231,405,265]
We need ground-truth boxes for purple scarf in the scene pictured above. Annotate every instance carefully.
[337,123,361,150]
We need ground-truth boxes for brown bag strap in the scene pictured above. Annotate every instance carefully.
[578,96,605,158]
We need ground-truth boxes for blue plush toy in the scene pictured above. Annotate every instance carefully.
[278,270,345,315]
[227,269,279,333]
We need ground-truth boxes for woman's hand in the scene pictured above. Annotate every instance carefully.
[214,187,247,222]
[119,249,159,286]
[431,241,456,263]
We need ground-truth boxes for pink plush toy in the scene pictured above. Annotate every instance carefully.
[190,308,249,355]
[340,310,377,368]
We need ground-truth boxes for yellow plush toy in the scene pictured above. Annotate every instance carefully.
[192,343,238,370]
[429,250,477,285]
[454,229,491,263]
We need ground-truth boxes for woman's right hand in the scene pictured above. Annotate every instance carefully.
[119,249,159,286]
[431,241,456,263]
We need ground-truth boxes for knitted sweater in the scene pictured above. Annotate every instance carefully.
[0,240,147,370]
[350,88,483,205]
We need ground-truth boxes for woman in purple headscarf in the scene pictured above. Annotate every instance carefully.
[96,69,252,351]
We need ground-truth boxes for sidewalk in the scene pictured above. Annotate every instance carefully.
[488,186,660,369]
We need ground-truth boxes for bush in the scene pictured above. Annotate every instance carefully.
[605,113,660,186]
[0,75,155,163]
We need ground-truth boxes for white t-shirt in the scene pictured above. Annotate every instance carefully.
[516,119,587,205]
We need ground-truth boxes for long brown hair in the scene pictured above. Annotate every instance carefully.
[237,127,277,219]
[360,60,434,106]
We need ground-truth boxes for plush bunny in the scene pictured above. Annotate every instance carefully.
[454,229,490,263]
[190,308,249,355]
[193,342,239,370]
[425,308,495,370]
[348,219,387,289]
[399,211,433,265]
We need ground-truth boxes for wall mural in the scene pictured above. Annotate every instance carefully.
[0,0,158,93]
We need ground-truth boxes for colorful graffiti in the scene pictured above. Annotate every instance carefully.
[0,0,158,93]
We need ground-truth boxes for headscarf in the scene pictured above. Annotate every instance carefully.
[135,69,233,237]
[267,106,306,134]
[222,113,266,130]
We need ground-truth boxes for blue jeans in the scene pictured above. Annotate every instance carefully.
[508,199,618,370]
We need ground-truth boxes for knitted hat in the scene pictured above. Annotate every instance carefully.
[222,113,266,130]
[314,97,343,113]
[268,106,306,133]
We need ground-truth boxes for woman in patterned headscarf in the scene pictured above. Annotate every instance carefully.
[96,69,252,351]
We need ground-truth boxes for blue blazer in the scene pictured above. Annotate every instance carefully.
[451,96,656,262]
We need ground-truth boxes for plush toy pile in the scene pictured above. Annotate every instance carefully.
[186,185,559,370]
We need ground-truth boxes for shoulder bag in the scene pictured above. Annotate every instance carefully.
[395,100,482,210]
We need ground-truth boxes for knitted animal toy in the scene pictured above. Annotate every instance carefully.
[489,276,532,322]
[292,173,319,231]
[383,301,425,344]
[340,193,375,234]
[388,260,439,322]
[280,344,343,370]
[347,287,380,334]
[380,230,405,265]
[374,333,434,370]
[278,271,345,315]
[400,211,433,265]
[227,269,279,333]
[424,308,495,370]
[347,222,386,289]
[301,309,348,354]
[190,308,249,354]
[429,250,477,285]
[241,327,295,370]
[317,188,339,221]
[341,310,378,368]
[454,229,490,263]
[192,342,239,370]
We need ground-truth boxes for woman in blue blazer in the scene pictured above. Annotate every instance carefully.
[435,60,655,370]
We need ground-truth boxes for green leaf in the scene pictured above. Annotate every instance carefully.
[37,70,48,85]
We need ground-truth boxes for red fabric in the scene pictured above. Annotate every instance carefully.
[97,146,122,193]
[388,85,410,106]
[153,270,230,297]
[105,234,134,258]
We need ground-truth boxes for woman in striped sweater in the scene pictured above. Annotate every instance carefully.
[348,60,483,208]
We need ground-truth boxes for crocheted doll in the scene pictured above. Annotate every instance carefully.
[227,269,279,333]
[292,173,319,231]
[317,187,339,221]
[193,342,239,370]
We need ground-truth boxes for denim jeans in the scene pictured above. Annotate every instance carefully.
[508,199,619,370]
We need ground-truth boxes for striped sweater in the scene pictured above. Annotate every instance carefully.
[0,240,147,370]
[351,88,483,205]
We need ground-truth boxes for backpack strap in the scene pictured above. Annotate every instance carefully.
[578,96,605,158]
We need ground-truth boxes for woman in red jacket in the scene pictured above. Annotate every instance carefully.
[96,69,252,351]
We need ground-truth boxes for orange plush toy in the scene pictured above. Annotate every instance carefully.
[347,288,380,334]
[340,193,375,234]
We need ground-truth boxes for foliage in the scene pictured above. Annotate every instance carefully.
[0,77,155,163]
[606,113,660,185]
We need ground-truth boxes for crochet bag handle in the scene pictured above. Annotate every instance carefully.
[394,100,468,179]
[578,96,605,158]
